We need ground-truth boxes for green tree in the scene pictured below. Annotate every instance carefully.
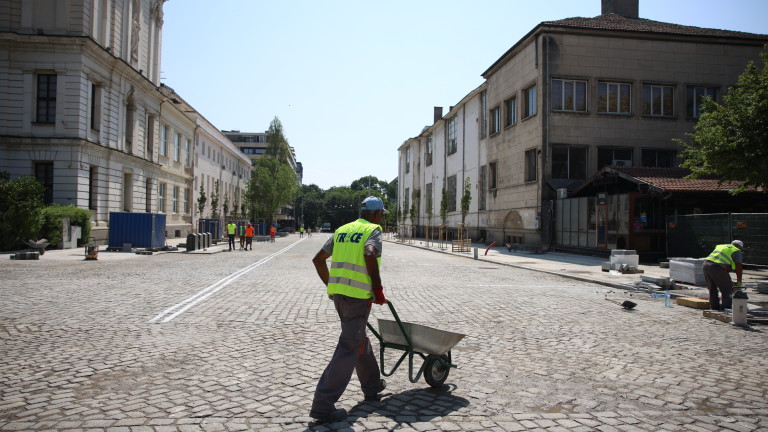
[197,183,207,219]
[350,175,388,196]
[210,180,220,219]
[426,188,433,226]
[677,48,768,193]
[265,116,292,162]
[298,184,325,228]
[0,173,45,251]
[440,186,448,225]
[222,192,230,219]
[461,177,472,224]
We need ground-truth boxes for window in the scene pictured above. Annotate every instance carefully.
[160,125,167,156]
[184,188,190,213]
[446,116,457,155]
[480,91,487,138]
[158,182,166,212]
[184,138,191,166]
[425,183,433,215]
[145,179,152,213]
[405,146,411,173]
[489,106,501,135]
[478,165,486,211]
[598,82,631,114]
[597,147,633,168]
[525,149,537,182]
[172,186,179,213]
[552,79,587,112]
[90,84,102,130]
[36,74,57,123]
[641,149,677,168]
[123,173,132,212]
[89,166,97,210]
[425,135,433,166]
[489,162,497,189]
[686,86,717,118]
[174,134,181,162]
[552,146,588,180]
[146,116,155,158]
[446,175,457,212]
[505,96,517,127]
[523,84,537,118]
[642,84,674,117]
[34,162,54,204]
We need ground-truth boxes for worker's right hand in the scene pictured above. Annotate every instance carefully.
[736,281,743,288]
[373,287,386,305]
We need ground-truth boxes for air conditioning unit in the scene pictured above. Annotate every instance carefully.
[556,188,568,199]
[612,160,633,167]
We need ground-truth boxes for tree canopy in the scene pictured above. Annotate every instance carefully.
[678,48,768,193]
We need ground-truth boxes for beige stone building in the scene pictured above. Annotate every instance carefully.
[398,0,767,254]
[0,0,251,243]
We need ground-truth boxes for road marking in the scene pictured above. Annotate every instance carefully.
[149,238,304,323]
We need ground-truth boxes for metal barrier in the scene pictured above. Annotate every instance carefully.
[666,213,767,265]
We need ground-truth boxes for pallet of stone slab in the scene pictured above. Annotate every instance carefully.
[676,297,710,309]
[703,310,768,325]
[669,258,706,285]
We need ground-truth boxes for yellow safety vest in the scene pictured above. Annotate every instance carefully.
[327,219,382,299]
[227,223,236,235]
[706,244,739,270]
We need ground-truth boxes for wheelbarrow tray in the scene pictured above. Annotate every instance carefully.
[377,318,465,356]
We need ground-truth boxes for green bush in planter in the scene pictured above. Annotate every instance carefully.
[39,205,92,248]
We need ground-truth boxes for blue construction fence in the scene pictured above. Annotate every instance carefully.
[108,212,166,249]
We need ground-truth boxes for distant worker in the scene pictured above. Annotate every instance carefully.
[269,225,276,243]
[239,223,246,250]
[300,226,305,238]
[226,221,237,251]
[309,196,388,424]
[703,240,744,311]
[245,223,254,251]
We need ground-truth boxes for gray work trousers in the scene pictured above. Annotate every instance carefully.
[310,294,381,416]
[703,260,734,310]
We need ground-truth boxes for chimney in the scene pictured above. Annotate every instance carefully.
[601,0,638,18]
[434,107,443,123]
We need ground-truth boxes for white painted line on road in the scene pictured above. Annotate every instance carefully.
[149,238,305,323]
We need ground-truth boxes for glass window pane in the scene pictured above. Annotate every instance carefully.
[598,83,607,112]
[552,80,563,111]
[576,81,586,111]
[571,147,588,179]
[563,81,574,111]
[620,84,630,113]
[662,86,674,116]
[642,86,651,114]
[652,86,661,115]
[552,147,569,179]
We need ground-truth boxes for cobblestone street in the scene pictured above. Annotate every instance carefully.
[1,235,767,431]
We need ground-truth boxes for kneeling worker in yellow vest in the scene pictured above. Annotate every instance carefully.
[703,240,744,311]
[309,196,388,423]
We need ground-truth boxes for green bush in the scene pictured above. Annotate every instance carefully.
[39,205,92,248]
[0,173,45,251]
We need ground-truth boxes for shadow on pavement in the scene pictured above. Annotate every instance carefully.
[305,385,470,430]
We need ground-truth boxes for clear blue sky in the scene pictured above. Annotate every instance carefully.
[161,0,767,190]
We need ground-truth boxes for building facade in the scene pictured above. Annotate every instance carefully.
[0,0,252,243]
[398,0,768,253]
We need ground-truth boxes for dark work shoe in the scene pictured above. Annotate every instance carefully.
[310,408,347,423]
[364,379,387,401]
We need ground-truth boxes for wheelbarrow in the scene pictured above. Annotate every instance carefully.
[366,301,465,388]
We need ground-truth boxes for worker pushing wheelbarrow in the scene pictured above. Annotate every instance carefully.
[367,300,466,388]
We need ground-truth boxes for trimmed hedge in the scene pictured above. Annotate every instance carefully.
[39,205,92,248]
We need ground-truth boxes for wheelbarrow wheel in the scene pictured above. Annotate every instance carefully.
[424,354,450,388]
